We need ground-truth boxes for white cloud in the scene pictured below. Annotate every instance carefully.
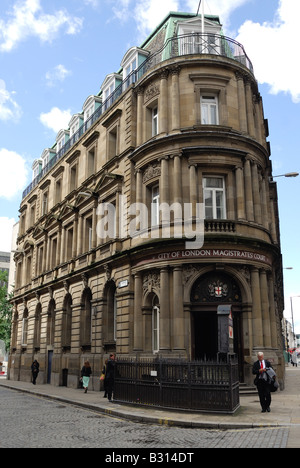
[0,0,83,53]
[133,0,180,37]
[0,79,22,122]
[39,107,72,133]
[237,0,300,103]
[0,149,28,199]
[0,217,16,252]
[83,0,99,7]
[45,64,72,87]
[184,0,250,28]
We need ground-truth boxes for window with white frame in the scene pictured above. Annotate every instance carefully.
[124,57,137,87]
[151,185,160,227]
[201,95,219,125]
[22,309,28,346]
[152,305,160,353]
[152,107,158,136]
[203,177,226,219]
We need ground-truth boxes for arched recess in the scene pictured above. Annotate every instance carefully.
[143,291,160,353]
[62,293,72,350]
[34,302,42,351]
[102,280,117,353]
[80,288,92,349]
[47,299,56,347]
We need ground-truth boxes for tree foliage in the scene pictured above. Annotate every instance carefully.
[0,271,13,352]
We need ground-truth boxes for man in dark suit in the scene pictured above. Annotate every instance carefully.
[252,352,272,413]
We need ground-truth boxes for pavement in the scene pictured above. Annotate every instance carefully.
[1,365,300,447]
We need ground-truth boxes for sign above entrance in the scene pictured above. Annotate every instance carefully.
[137,248,272,266]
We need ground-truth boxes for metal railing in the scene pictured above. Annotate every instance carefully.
[113,355,240,414]
[22,33,253,199]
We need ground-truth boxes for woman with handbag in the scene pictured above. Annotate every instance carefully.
[81,361,92,394]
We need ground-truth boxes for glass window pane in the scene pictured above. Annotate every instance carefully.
[201,104,208,124]
[205,177,223,188]
[210,105,217,125]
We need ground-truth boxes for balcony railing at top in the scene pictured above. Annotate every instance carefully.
[22,33,253,200]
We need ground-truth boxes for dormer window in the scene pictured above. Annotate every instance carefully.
[32,159,42,181]
[83,95,102,129]
[121,47,149,90]
[101,73,122,111]
[177,16,221,55]
[41,148,56,170]
[56,129,70,154]
[69,114,84,142]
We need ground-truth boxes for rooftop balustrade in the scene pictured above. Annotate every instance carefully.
[22,33,253,199]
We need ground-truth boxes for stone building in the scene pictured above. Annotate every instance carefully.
[9,12,285,389]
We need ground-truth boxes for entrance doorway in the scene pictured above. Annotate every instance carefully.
[47,350,53,384]
[190,272,244,381]
[193,311,218,360]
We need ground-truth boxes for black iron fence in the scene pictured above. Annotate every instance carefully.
[113,355,240,414]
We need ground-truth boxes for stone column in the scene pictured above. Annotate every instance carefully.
[227,170,235,219]
[159,70,168,135]
[251,163,262,224]
[254,94,263,144]
[250,267,263,348]
[189,164,197,219]
[261,175,269,230]
[136,169,143,204]
[172,266,185,352]
[160,268,170,351]
[245,78,255,137]
[171,67,180,132]
[56,226,62,266]
[77,214,83,256]
[72,214,78,258]
[236,73,248,133]
[60,227,65,264]
[268,273,278,348]
[244,158,254,221]
[235,165,246,220]
[136,87,144,147]
[260,269,272,348]
[92,199,98,248]
[133,272,143,351]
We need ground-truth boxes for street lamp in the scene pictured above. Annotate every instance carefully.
[270,172,299,181]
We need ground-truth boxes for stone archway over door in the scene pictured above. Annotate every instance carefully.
[190,271,244,381]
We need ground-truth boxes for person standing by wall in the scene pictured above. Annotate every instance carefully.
[81,361,92,393]
[104,354,115,402]
[31,360,39,385]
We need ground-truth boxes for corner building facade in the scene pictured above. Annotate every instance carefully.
[10,13,285,389]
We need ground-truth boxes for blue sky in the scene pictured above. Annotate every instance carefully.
[0,0,299,330]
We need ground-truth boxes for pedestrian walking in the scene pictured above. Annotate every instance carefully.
[31,360,39,385]
[104,354,115,401]
[252,352,273,413]
[291,350,298,367]
[81,361,92,393]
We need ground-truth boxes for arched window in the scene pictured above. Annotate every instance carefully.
[80,288,92,348]
[47,299,56,346]
[102,281,117,352]
[22,308,28,346]
[152,295,160,354]
[34,303,42,350]
[62,294,72,349]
